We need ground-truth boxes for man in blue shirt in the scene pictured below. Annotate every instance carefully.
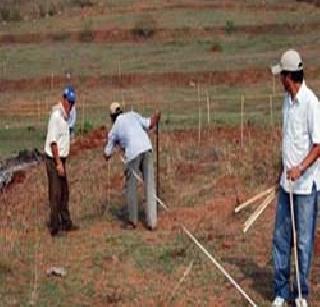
[104,102,161,230]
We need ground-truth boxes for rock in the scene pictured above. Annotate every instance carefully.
[46,267,66,277]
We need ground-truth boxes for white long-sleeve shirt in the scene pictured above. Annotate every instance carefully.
[280,82,320,194]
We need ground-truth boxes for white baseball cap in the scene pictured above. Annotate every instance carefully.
[110,102,121,114]
[271,49,303,75]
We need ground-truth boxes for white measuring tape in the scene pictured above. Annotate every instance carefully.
[119,156,257,306]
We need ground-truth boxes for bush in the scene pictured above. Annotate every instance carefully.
[81,120,93,134]
[132,15,157,39]
[71,0,95,8]
[0,6,22,22]
[210,42,222,52]
[79,19,94,42]
[225,19,235,35]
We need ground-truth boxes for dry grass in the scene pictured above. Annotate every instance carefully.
[0,126,290,306]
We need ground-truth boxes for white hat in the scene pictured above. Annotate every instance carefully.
[271,49,303,75]
[110,102,121,114]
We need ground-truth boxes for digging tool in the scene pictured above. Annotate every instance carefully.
[156,121,160,199]
[289,182,303,307]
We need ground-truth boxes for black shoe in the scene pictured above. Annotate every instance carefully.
[147,225,157,231]
[123,221,136,230]
[50,228,59,236]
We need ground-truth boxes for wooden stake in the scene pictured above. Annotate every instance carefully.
[240,95,244,148]
[272,75,276,95]
[206,89,210,125]
[269,94,274,127]
[168,261,194,302]
[198,83,201,147]
[243,191,275,233]
[235,186,275,213]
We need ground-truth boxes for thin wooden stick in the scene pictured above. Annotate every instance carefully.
[269,94,274,127]
[206,89,210,125]
[235,186,275,213]
[243,191,275,233]
[198,83,201,147]
[244,191,275,227]
[119,156,257,306]
[168,260,194,302]
[240,95,244,148]
[182,226,257,307]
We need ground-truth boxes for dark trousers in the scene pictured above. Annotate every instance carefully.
[46,156,72,231]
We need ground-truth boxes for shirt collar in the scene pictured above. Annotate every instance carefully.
[58,102,68,120]
[288,81,305,105]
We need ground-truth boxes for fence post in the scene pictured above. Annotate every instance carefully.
[240,95,244,148]
[206,89,210,126]
[272,75,276,95]
[269,94,274,128]
[82,94,85,136]
[198,83,201,147]
[37,99,40,127]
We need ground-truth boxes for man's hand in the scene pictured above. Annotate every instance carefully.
[104,153,111,162]
[56,160,65,177]
[286,165,303,181]
[150,111,161,130]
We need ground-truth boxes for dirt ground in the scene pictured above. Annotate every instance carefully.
[1,126,320,306]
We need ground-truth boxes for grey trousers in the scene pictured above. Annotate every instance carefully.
[125,150,157,228]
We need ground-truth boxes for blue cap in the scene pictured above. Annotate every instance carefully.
[63,86,76,104]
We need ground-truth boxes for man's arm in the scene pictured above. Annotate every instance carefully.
[287,144,320,181]
[103,127,117,161]
[51,142,65,176]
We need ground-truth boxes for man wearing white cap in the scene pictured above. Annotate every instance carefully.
[271,50,320,307]
[104,102,161,230]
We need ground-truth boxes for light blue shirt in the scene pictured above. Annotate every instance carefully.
[280,82,320,194]
[104,111,152,162]
[67,107,76,128]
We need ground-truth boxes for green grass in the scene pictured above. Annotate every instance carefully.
[2,32,320,80]
[0,126,45,158]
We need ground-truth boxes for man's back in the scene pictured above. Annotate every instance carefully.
[107,111,152,162]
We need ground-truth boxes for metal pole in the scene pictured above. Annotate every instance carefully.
[289,183,303,305]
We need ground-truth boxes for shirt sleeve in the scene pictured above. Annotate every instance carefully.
[104,125,117,156]
[134,112,151,130]
[46,112,59,145]
[308,96,320,144]
[68,107,76,128]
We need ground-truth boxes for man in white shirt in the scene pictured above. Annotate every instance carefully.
[45,86,79,236]
[104,102,161,230]
[271,50,320,307]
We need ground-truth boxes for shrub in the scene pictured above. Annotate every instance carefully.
[82,120,93,134]
[79,19,94,42]
[225,19,235,35]
[71,0,95,8]
[132,15,157,39]
[0,6,22,22]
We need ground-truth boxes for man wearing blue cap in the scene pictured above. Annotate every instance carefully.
[44,86,79,236]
